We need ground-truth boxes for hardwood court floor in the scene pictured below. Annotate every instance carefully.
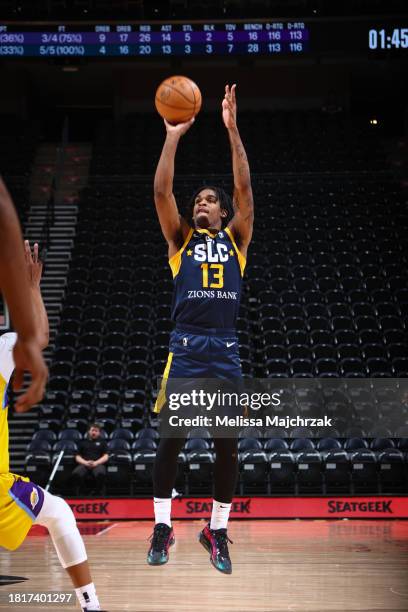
[1,520,408,611]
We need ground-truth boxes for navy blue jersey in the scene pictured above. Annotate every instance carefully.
[169,227,246,330]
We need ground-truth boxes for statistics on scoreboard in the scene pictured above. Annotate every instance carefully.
[0,22,309,57]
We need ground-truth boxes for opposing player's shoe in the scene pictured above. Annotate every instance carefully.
[147,523,175,565]
[198,523,233,574]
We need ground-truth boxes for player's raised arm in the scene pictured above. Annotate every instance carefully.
[154,119,194,257]
[223,84,254,254]
[0,178,48,411]
[24,240,49,350]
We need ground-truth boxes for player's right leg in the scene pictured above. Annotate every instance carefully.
[34,489,105,611]
[148,437,184,565]
[149,329,200,566]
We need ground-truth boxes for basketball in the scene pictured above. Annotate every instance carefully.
[155,75,202,124]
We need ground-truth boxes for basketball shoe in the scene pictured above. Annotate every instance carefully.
[198,523,233,574]
[147,523,175,565]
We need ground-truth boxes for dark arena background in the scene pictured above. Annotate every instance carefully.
[1,0,408,610]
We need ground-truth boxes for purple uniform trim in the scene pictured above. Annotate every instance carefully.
[8,479,44,521]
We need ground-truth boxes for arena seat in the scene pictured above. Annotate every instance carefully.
[239,450,269,493]
[350,450,378,493]
[186,450,214,494]
[378,449,406,493]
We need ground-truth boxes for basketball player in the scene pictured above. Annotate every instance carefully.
[0,177,48,410]
[148,84,253,573]
[0,240,105,611]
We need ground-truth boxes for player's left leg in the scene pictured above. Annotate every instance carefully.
[199,437,238,574]
[34,489,105,611]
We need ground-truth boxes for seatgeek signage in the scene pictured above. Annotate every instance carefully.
[62,497,408,519]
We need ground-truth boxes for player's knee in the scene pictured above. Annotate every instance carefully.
[36,491,76,533]
[37,493,87,569]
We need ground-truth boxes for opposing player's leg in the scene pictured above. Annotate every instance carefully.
[198,437,238,574]
[34,489,104,611]
[148,436,184,565]
[0,475,105,610]
[0,473,44,551]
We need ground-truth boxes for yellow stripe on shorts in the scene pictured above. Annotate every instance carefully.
[154,352,173,414]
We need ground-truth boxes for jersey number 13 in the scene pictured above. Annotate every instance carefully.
[201,263,224,288]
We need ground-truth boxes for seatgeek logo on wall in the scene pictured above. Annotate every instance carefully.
[65,497,408,520]
[327,500,393,514]
[69,502,110,515]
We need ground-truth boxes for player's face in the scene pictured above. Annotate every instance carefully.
[193,189,225,230]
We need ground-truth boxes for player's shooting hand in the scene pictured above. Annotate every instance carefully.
[164,117,195,137]
[13,336,48,412]
[222,83,237,130]
[24,240,43,288]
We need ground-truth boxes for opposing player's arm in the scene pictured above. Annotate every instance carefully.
[0,178,37,341]
[154,119,194,258]
[0,178,48,411]
[25,241,49,350]
[222,85,254,254]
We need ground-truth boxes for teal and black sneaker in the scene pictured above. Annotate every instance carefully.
[198,523,233,574]
[147,523,175,565]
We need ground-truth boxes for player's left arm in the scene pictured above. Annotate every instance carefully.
[223,84,254,256]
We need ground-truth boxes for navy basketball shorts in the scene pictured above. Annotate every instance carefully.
[154,323,242,415]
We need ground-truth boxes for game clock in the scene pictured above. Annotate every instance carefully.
[368,28,408,50]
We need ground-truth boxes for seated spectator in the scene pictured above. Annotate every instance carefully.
[72,423,109,494]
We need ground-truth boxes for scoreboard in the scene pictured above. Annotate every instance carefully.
[0,22,309,57]
[0,19,406,58]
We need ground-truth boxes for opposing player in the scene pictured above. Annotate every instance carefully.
[148,84,253,573]
[0,240,105,612]
[0,177,48,410]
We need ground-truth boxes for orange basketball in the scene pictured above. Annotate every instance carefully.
[155,75,202,125]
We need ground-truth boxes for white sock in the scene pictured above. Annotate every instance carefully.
[75,582,100,611]
[210,500,232,530]
[154,497,172,527]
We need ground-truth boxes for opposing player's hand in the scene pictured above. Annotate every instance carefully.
[164,117,195,137]
[25,240,43,287]
[222,83,237,130]
[13,337,48,412]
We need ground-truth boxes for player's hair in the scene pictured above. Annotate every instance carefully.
[185,185,234,229]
